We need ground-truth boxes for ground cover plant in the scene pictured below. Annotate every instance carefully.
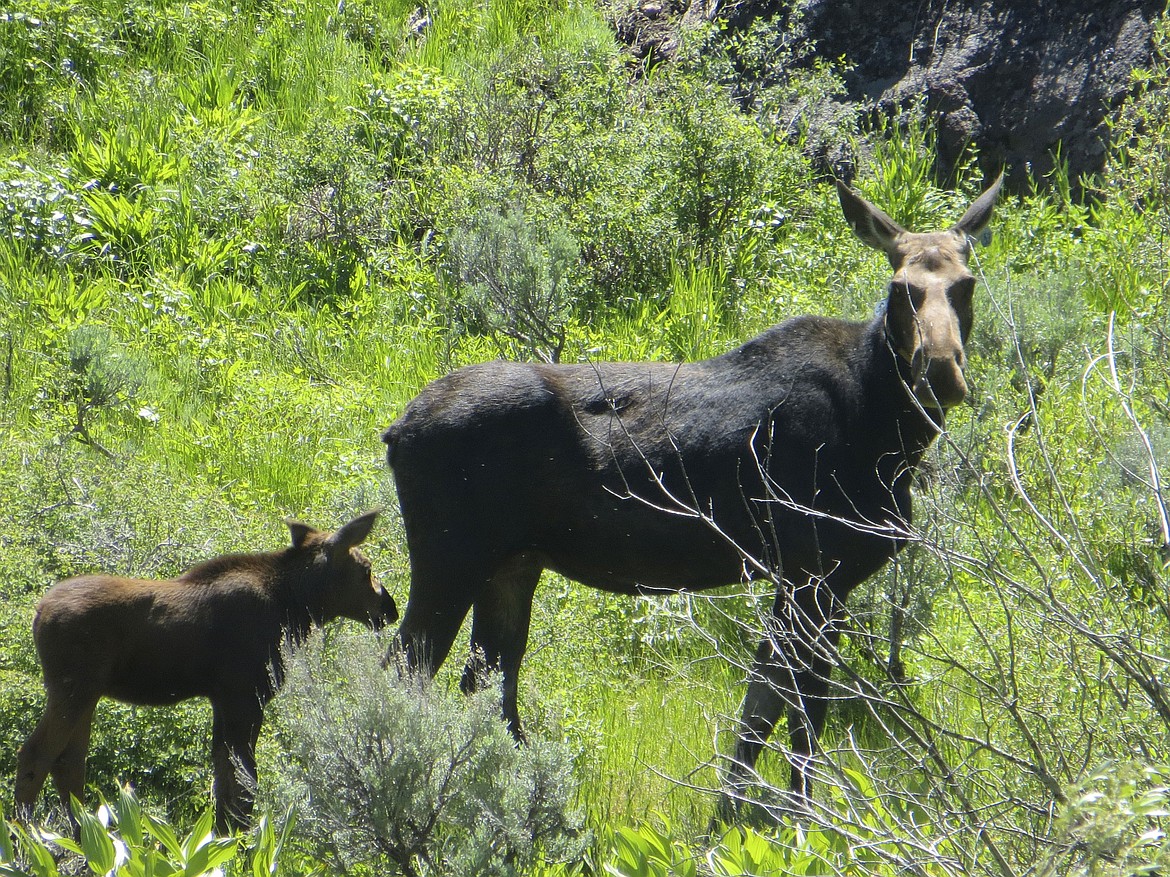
[2,0,1169,874]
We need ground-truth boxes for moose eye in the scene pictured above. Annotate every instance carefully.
[949,277,975,304]
[890,281,925,310]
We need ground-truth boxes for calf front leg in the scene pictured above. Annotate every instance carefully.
[211,698,264,833]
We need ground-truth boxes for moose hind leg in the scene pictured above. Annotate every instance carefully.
[395,556,479,678]
[462,553,541,742]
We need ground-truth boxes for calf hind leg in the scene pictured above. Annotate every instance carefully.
[461,554,541,741]
[48,706,96,817]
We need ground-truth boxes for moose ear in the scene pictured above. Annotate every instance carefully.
[286,519,317,549]
[953,169,1004,246]
[836,178,907,260]
[327,509,379,550]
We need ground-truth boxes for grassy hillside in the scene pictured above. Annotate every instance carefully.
[2,0,1170,873]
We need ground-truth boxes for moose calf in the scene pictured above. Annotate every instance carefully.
[14,510,397,832]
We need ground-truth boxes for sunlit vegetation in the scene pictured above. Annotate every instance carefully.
[2,1,1170,874]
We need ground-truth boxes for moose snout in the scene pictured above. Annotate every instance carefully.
[913,350,968,410]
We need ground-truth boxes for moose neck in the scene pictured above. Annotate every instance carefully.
[277,550,329,646]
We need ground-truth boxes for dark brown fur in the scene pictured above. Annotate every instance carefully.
[14,511,397,832]
[382,176,1002,807]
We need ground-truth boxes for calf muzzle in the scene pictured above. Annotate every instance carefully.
[371,589,400,629]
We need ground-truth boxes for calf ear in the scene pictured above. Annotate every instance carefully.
[328,510,379,550]
[286,519,317,549]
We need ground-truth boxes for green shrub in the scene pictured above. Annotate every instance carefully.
[266,634,585,877]
[355,65,458,175]
[1036,762,1170,877]
[0,2,118,144]
[1,786,296,876]
[0,162,88,260]
[1107,14,1170,218]
[445,204,580,362]
[598,801,968,877]
[658,74,774,262]
[258,118,392,302]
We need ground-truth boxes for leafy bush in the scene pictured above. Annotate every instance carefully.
[0,2,119,144]
[260,118,391,302]
[356,65,458,175]
[599,799,967,877]
[266,634,585,877]
[1037,762,1170,877]
[1107,14,1170,218]
[445,205,580,362]
[63,325,144,455]
[0,162,88,260]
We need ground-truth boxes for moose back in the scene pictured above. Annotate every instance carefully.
[383,175,1003,804]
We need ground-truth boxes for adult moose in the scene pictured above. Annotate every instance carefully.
[15,511,397,832]
[383,174,1003,807]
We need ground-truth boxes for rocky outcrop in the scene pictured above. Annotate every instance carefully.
[618,0,1165,191]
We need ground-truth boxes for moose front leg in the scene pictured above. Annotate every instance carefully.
[210,698,264,833]
[724,576,844,813]
[461,554,542,743]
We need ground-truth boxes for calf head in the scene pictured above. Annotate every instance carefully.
[837,173,1003,410]
[287,510,399,629]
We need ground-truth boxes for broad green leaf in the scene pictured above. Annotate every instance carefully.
[143,815,183,860]
[9,826,59,877]
[180,810,214,863]
[0,821,19,866]
[180,838,237,877]
[36,832,81,858]
[114,786,144,847]
[249,814,275,877]
[248,809,295,877]
[72,797,116,876]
